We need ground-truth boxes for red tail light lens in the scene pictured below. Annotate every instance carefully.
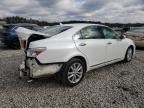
[27,47,46,57]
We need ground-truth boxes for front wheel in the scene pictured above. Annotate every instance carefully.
[61,58,86,86]
[123,47,133,62]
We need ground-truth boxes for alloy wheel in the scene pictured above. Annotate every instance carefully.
[127,48,133,61]
[67,63,83,84]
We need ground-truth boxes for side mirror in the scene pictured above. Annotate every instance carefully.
[73,33,81,40]
[120,34,126,39]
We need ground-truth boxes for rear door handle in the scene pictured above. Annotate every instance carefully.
[79,43,87,46]
[107,42,112,45]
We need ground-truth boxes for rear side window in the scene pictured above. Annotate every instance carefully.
[80,26,104,39]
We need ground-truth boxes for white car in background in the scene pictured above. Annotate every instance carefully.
[16,24,135,86]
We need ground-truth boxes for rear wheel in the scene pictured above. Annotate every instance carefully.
[60,58,86,86]
[123,47,133,62]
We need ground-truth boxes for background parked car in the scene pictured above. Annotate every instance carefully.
[125,28,144,48]
[0,25,3,37]
[0,25,4,46]
[1,23,42,49]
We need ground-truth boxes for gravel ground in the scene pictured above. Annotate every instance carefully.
[0,46,23,58]
[0,49,144,108]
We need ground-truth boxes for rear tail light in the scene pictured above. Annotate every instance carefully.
[19,38,26,49]
[27,47,46,57]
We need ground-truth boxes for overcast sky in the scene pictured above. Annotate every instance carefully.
[0,0,144,23]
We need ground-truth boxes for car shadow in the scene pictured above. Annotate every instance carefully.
[0,75,64,90]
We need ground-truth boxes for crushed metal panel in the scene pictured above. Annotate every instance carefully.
[26,59,62,78]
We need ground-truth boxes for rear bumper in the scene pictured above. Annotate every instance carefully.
[19,58,63,78]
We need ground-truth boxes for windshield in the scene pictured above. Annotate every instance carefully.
[38,26,72,36]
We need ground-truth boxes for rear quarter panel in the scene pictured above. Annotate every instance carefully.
[29,37,88,66]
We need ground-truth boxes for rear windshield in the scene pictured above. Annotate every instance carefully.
[38,26,72,36]
[31,26,43,31]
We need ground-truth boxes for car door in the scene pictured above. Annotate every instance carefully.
[100,26,125,62]
[74,25,106,67]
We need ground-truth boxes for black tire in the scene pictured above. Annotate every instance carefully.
[59,58,86,87]
[123,47,133,62]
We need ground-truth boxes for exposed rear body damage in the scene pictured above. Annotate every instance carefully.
[16,27,49,49]
[20,58,62,78]
[16,27,64,78]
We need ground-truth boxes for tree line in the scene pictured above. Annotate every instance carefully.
[0,16,144,28]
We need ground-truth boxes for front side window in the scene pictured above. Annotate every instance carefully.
[80,26,104,39]
[101,26,119,39]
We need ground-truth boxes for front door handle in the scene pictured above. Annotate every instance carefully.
[107,42,112,45]
[79,43,87,46]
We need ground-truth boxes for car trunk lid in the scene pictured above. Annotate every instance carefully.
[15,27,50,50]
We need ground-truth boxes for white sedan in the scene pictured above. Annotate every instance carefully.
[16,24,135,86]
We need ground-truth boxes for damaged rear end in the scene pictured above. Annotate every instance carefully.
[16,27,62,78]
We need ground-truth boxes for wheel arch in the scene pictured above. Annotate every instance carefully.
[128,45,135,55]
[68,56,88,72]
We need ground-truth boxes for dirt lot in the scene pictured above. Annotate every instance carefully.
[0,48,144,108]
